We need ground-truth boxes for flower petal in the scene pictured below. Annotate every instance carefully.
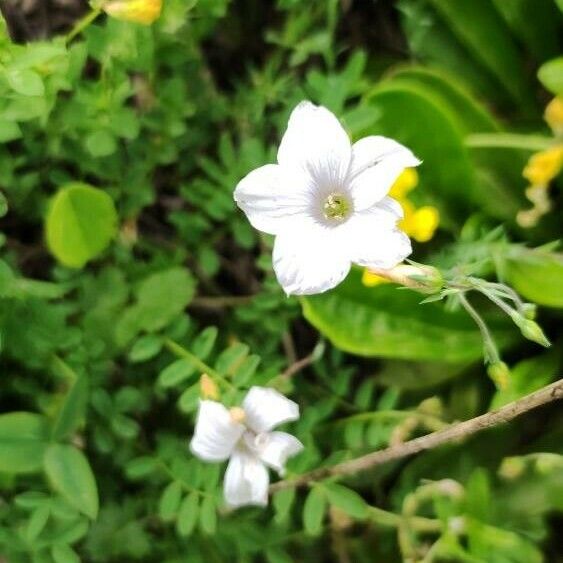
[257,431,304,475]
[348,136,421,210]
[273,223,351,295]
[277,101,352,187]
[234,164,313,235]
[339,205,412,269]
[189,401,245,462]
[242,387,300,433]
[223,449,269,508]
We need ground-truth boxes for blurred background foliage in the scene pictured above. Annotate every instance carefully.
[0,0,561,561]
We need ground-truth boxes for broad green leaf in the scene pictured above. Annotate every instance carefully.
[503,247,563,308]
[0,412,49,473]
[46,183,118,268]
[303,486,326,536]
[199,496,217,535]
[428,0,533,109]
[158,481,183,522]
[43,444,99,519]
[51,544,81,563]
[302,269,516,363]
[7,68,45,96]
[176,492,199,537]
[0,119,22,142]
[491,0,560,61]
[537,57,563,95]
[324,483,368,519]
[85,130,117,157]
[364,82,477,226]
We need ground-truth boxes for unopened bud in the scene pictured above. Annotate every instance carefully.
[535,453,563,475]
[229,407,246,424]
[436,479,464,499]
[200,373,219,400]
[487,362,510,390]
[448,516,466,535]
[521,303,537,320]
[371,264,443,294]
[520,319,551,347]
[499,457,525,480]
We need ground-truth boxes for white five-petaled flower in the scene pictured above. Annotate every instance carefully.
[234,101,421,295]
[190,386,303,508]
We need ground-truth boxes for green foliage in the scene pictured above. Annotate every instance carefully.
[0,0,561,561]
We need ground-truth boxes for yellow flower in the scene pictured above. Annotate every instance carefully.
[103,0,162,24]
[362,269,390,287]
[522,145,563,186]
[389,167,418,199]
[545,96,563,136]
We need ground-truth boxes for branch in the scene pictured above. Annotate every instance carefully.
[270,379,563,493]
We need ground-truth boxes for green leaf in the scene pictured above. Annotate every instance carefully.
[45,183,118,269]
[51,544,81,563]
[215,343,249,375]
[158,359,197,388]
[0,119,22,142]
[43,444,99,519]
[537,56,563,95]
[25,504,50,543]
[503,247,563,308]
[302,269,516,363]
[324,483,368,519]
[178,384,200,413]
[273,488,296,524]
[7,68,45,96]
[158,481,183,522]
[128,334,163,363]
[85,130,118,157]
[51,359,88,442]
[191,326,218,359]
[176,492,199,537]
[199,495,217,535]
[0,412,49,473]
[303,486,326,536]
[125,456,158,480]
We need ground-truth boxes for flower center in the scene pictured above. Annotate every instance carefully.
[323,192,351,221]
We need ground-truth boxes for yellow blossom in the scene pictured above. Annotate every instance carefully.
[362,269,390,287]
[522,145,563,186]
[545,96,563,136]
[389,167,418,199]
[103,0,162,25]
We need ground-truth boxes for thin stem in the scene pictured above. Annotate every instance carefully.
[65,7,102,44]
[190,295,254,309]
[368,506,441,533]
[465,133,554,151]
[269,378,563,492]
[458,293,500,364]
[164,338,235,391]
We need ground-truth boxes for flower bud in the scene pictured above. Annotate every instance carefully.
[368,264,443,294]
[487,361,510,390]
[519,319,551,347]
[521,303,537,320]
[499,457,525,480]
[103,0,162,25]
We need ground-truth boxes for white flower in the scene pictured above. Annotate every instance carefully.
[189,386,303,508]
[234,101,421,295]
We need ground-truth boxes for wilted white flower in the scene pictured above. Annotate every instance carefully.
[190,386,303,508]
[234,101,421,295]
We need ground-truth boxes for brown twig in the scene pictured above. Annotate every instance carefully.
[270,379,563,493]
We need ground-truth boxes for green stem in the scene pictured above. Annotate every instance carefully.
[51,354,78,382]
[458,293,500,364]
[368,506,441,533]
[465,133,555,151]
[65,7,103,44]
[164,338,235,391]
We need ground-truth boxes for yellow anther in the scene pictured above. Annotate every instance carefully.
[229,407,246,424]
[200,373,219,400]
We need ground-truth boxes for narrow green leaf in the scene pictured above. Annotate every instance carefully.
[128,334,163,363]
[125,456,158,480]
[303,486,326,536]
[324,483,368,519]
[45,183,117,269]
[43,444,99,520]
[273,488,296,524]
[25,504,50,543]
[0,412,49,473]
[176,492,199,537]
[51,544,80,563]
[199,495,217,535]
[158,481,183,522]
[158,359,196,388]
